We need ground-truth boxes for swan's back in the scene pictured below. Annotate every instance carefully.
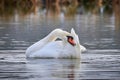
[28,41,77,58]
[29,41,64,58]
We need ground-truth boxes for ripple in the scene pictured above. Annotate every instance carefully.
[0,49,120,79]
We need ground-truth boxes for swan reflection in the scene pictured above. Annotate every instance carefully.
[26,59,81,79]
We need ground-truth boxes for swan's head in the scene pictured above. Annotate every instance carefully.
[62,28,79,46]
[70,28,80,45]
[67,28,86,53]
[66,36,76,46]
[52,28,79,47]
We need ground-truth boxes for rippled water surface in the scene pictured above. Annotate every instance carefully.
[0,50,120,80]
[0,2,120,80]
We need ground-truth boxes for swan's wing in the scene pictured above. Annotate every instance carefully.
[29,41,63,58]
[26,40,46,57]
[29,41,78,58]
[71,28,86,53]
[80,45,86,52]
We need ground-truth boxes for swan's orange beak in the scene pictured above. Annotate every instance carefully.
[67,36,76,46]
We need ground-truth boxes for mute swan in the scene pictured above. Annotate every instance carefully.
[26,28,86,58]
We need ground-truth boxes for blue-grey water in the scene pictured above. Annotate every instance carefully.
[0,3,120,80]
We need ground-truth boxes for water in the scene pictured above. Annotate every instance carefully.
[0,2,120,80]
[0,50,120,80]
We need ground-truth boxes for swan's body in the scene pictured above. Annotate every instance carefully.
[26,29,86,58]
[28,41,72,58]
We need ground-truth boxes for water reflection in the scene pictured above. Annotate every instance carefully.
[26,59,81,79]
[0,0,120,49]
[0,50,120,79]
[112,0,120,47]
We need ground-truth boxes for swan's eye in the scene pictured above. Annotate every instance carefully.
[67,36,76,46]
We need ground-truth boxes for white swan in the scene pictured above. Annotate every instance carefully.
[26,28,86,58]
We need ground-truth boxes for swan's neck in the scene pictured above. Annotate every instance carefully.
[26,30,60,56]
[42,32,57,42]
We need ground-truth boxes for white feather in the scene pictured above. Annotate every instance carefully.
[26,28,86,58]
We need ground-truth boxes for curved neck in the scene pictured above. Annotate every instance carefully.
[26,31,59,56]
[42,31,59,42]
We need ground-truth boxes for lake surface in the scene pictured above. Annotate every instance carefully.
[0,2,120,80]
